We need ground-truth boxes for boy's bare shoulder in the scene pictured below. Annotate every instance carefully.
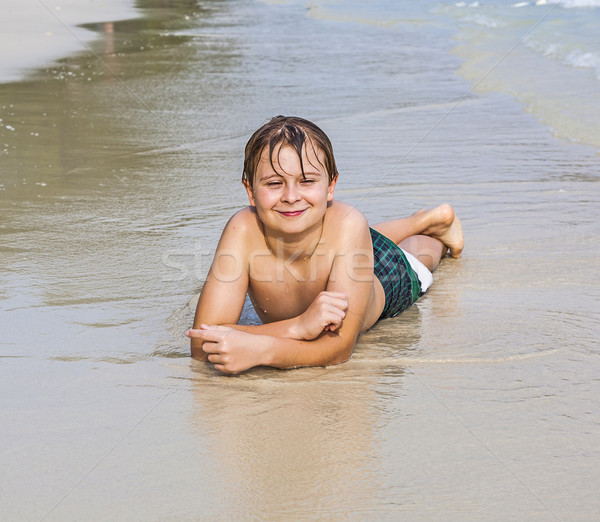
[226,207,256,227]
[226,206,259,230]
[325,200,369,231]
[220,207,263,247]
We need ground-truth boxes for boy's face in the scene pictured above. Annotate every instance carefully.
[244,143,336,236]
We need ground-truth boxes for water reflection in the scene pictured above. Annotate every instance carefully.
[0,0,242,361]
[185,288,428,517]
[190,364,383,517]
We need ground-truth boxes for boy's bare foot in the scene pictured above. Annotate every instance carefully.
[420,204,464,258]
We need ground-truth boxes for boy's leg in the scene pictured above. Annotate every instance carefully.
[398,235,445,272]
[372,204,463,258]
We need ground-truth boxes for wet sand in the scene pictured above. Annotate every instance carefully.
[1,0,139,84]
[1,1,599,520]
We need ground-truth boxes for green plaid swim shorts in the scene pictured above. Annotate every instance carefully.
[370,227,422,319]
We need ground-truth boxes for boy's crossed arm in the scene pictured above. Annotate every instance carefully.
[189,325,356,374]
[187,212,336,355]
[188,289,351,373]
[188,213,374,374]
[219,290,349,340]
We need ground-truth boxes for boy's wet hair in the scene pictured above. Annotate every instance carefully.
[242,115,339,187]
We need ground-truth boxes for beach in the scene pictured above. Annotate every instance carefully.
[1,0,599,520]
[1,0,140,84]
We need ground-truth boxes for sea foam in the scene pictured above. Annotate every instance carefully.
[535,0,600,5]
[524,35,600,79]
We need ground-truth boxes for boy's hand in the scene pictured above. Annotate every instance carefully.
[186,325,266,374]
[293,291,348,340]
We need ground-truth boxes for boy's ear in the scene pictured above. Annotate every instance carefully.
[243,179,256,206]
[327,175,338,202]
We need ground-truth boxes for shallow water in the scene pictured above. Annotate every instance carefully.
[1,0,599,520]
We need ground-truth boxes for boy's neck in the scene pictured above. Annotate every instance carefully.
[263,221,324,261]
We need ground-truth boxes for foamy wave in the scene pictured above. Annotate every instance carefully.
[462,13,502,27]
[524,35,600,78]
[448,2,503,26]
[559,0,600,7]
[536,0,600,6]
[566,49,600,75]
[524,35,564,58]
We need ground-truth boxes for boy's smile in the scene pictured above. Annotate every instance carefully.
[244,143,336,239]
[278,209,306,217]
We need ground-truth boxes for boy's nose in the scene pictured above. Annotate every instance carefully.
[281,183,301,203]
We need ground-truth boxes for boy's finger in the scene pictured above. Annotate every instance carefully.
[188,328,227,343]
[200,324,231,332]
[325,298,348,312]
[207,353,224,363]
[211,325,232,332]
[201,341,217,353]
[322,293,348,305]
[204,329,228,342]
[332,298,349,310]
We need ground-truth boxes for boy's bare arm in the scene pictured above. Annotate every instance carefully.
[189,325,357,373]
[262,213,373,367]
[190,211,374,372]
[190,212,250,359]
[190,289,348,364]
[221,290,348,340]
[191,212,349,359]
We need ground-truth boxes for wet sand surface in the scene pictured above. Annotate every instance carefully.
[1,1,599,520]
[1,0,140,84]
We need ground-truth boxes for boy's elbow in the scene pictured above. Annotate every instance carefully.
[322,334,355,366]
[326,352,352,366]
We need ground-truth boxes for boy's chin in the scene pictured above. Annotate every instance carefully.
[281,219,326,236]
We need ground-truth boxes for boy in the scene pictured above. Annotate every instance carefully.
[186,116,463,374]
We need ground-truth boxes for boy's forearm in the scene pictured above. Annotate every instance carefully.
[191,317,301,360]
[223,318,301,339]
[259,331,355,369]
[189,319,302,363]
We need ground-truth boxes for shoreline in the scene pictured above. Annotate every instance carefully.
[1,0,140,84]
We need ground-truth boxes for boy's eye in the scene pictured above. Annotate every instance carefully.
[267,181,282,187]
[301,178,316,184]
